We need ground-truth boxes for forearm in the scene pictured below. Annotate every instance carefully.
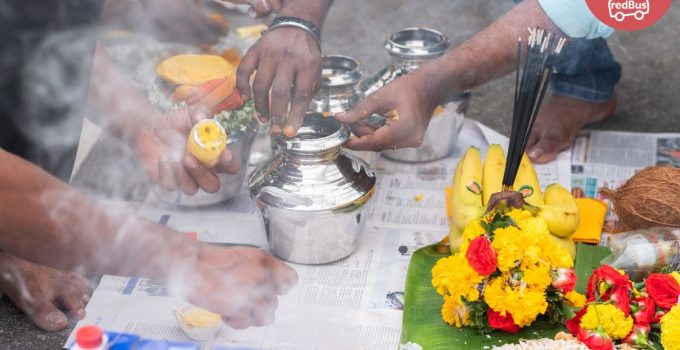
[87,43,161,144]
[419,0,562,104]
[0,149,198,281]
[278,0,335,28]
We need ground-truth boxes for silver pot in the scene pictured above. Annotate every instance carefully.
[359,27,471,163]
[248,113,376,264]
[153,117,259,206]
[308,55,361,114]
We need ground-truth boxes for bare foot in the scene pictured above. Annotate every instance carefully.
[0,253,90,331]
[527,94,617,163]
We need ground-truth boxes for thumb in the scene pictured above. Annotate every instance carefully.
[336,92,389,124]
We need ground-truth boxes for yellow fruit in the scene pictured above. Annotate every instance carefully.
[539,184,580,238]
[450,147,484,235]
[187,119,227,167]
[156,54,235,86]
[547,234,576,259]
[482,144,506,206]
[513,153,544,207]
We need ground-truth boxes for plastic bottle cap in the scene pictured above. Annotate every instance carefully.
[76,325,103,349]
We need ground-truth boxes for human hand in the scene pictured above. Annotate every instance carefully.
[335,72,440,151]
[237,27,322,137]
[141,0,228,45]
[131,108,240,195]
[183,245,297,329]
[171,77,244,115]
[218,0,283,18]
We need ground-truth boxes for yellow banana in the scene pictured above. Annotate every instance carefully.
[482,144,506,206]
[450,147,484,234]
[513,153,544,207]
[538,183,580,238]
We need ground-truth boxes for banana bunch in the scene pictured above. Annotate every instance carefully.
[447,145,579,256]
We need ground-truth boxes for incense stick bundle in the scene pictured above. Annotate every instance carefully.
[501,28,567,190]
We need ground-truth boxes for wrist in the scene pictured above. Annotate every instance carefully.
[277,2,325,28]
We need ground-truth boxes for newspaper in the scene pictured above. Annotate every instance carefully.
[66,119,572,349]
[569,130,680,233]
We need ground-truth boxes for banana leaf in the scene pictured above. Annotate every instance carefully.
[399,243,612,349]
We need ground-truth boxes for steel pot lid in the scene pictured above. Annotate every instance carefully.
[384,27,450,60]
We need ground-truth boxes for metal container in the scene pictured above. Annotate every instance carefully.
[358,27,471,163]
[309,55,361,114]
[154,117,259,206]
[248,113,376,264]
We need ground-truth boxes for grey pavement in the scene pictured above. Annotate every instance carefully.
[1,1,679,349]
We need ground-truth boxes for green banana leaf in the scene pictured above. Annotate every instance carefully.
[399,243,613,349]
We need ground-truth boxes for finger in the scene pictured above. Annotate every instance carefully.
[172,159,200,195]
[336,92,391,124]
[236,50,258,102]
[213,90,243,113]
[265,256,298,295]
[343,123,403,152]
[269,68,295,134]
[158,158,179,191]
[57,288,86,320]
[284,68,319,137]
[223,308,253,330]
[250,296,278,327]
[183,155,221,193]
[248,0,274,18]
[171,85,199,103]
[215,151,241,175]
[525,132,540,154]
[348,121,379,138]
[251,62,276,125]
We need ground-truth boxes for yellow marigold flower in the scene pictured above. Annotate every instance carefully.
[672,271,680,286]
[459,220,486,254]
[661,305,680,350]
[431,254,484,301]
[516,216,550,240]
[522,263,552,290]
[441,295,470,328]
[580,304,633,340]
[484,277,549,327]
[492,226,524,272]
[538,238,574,269]
[565,291,586,308]
[507,209,533,223]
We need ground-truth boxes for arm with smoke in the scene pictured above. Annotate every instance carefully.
[0,148,297,328]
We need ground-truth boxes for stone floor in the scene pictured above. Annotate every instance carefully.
[2,1,679,349]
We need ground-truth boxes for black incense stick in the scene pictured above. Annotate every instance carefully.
[501,28,566,190]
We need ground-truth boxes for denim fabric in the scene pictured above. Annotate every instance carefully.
[514,0,621,103]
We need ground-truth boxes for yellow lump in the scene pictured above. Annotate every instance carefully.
[179,307,222,328]
[156,54,235,86]
[187,120,227,167]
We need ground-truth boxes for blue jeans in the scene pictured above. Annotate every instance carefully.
[514,0,621,103]
[551,37,621,103]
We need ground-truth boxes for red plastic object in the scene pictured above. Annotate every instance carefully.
[76,325,103,349]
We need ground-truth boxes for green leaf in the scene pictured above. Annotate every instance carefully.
[574,243,613,294]
[400,243,611,349]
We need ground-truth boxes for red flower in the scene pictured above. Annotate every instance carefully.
[566,307,587,336]
[465,236,497,276]
[552,268,577,293]
[609,286,631,315]
[645,273,680,310]
[586,265,631,302]
[487,309,521,334]
[652,308,667,324]
[577,329,613,350]
[631,296,655,325]
[623,323,650,348]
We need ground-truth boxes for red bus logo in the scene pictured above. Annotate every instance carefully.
[609,0,650,21]
[587,0,672,31]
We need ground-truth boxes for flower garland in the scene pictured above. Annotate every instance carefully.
[431,209,577,334]
[567,267,680,349]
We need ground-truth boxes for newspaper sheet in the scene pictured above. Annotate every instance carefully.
[67,119,572,349]
[569,130,680,233]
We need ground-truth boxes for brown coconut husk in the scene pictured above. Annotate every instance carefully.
[600,166,680,230]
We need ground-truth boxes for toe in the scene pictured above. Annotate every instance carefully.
[30,303,69,331]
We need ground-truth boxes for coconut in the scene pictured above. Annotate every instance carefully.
[600,166,680,230]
